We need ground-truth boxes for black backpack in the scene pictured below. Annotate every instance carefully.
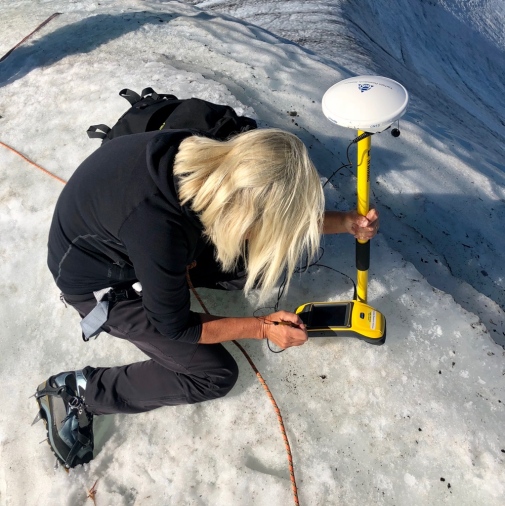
[87,87,257,144]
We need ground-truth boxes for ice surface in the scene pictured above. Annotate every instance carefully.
[0,1,504,505]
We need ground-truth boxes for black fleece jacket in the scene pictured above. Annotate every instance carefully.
[47,130,206,343]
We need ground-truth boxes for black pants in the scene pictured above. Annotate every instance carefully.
[64,251,243,416]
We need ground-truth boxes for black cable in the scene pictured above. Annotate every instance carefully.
[322,162,352,188]
[256,248,357,353]
[323,132,374,189]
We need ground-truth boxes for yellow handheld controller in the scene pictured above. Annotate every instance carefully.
[295,301,386,345]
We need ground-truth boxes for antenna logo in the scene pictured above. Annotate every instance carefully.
[358,83,374,93]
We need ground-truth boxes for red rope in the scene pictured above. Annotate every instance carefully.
[3,139,301,505]
[187,270,300,506]
[232,340,300,505]
[0,141,67,184]
[0,13,61,63]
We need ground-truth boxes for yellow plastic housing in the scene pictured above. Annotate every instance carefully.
[295,301,386,345]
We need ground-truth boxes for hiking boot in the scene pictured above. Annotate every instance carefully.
[33,370,94,468]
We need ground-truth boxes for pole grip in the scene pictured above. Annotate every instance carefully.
[356,240,370,271]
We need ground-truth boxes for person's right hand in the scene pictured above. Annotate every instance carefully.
[261,310,308,349]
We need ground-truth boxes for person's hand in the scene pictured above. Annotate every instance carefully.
[260,310,308,349]
[343,208,380,240]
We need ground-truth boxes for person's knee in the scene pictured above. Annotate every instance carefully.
[194,355,239,403]
[208,355,239,400]
[217,356,239,397]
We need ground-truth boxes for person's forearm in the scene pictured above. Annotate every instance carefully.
[198,313,264,344]
[322,210,349,234]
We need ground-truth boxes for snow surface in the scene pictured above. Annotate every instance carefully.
[0,0,504,505]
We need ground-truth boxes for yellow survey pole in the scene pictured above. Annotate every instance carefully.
[355,130,371,303]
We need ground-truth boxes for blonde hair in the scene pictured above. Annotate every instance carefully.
[173,128,324,302]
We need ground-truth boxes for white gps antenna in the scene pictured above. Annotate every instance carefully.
[321,76,408,345]
[322,75,408,134]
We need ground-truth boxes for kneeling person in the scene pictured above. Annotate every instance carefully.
[34,128,379,468]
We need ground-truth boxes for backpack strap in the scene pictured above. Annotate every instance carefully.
[86,124,111,140]
[140,87,158,100]
[141,87,178,102]
[119,88,141,106]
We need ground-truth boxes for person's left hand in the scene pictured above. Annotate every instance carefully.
[343,208,380,240]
